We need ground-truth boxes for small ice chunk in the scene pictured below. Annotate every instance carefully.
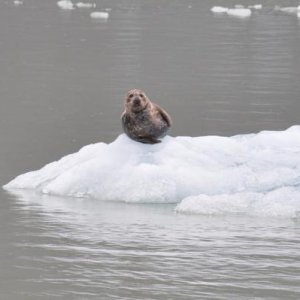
[248,4,262,10]
[175,187,300,218]
[227,8,252,18]
[13,0,23,5]
[210,6,229,13]
[234,5,244,9]
[274,6,300,14]
[76,2,96,8]
[90,11,109,19]
[298,11,300,18]
[57,0,75,10]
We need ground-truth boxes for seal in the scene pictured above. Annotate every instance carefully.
[121,89,172,144]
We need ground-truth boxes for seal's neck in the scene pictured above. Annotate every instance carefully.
[143,102,150,110]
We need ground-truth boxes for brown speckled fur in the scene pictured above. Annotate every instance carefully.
[121,89,172,144]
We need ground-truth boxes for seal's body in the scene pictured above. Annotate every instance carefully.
[121,89,172,144]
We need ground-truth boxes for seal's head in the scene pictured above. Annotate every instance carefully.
[125,89,150,113]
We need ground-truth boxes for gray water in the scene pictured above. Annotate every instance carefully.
[1,0,300,299]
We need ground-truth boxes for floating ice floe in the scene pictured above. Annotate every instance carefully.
[76,2,96,8]
[211,7,252,18]
[90,11,109,19]
[274,5,300,14]
[227,8,252,18]
[57,0,75,10]
[211,6,229,14]
[248,4,262,10]
[4,126,300,217]
[175,187,300,217]
[13,0,23,5]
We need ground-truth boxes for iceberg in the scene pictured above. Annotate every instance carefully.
[4,126,300,217]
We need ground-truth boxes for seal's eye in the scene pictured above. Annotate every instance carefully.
[128,94,134,99]
[139,94,144,98]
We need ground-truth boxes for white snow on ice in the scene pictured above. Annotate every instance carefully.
[4,126,300,217]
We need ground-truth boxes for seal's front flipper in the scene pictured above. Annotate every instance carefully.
[137,136,161,144]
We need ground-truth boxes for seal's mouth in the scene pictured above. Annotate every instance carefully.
[133,98,141,107]
[128,97,149,113]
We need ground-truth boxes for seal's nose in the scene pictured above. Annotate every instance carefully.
[133,97,140,105]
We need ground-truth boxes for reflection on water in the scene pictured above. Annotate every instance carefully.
[2,190,300,299]
[1,0,300,298]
